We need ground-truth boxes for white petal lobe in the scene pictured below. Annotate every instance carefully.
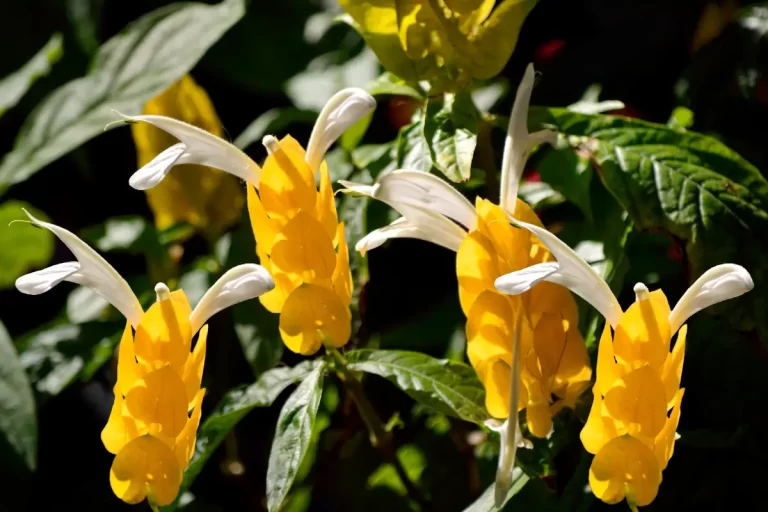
[118,113,262,188]
[128,143,187,190]
[495,217,623,328]
[15,210,143,327]
[494,262,560,295]
[668,263,754,333]
[190,264,275,333]
[16,262,80,295]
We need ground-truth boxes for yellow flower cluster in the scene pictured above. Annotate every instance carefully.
[458,198,591,436]
[339,0,537,88]
[132,75,244,237]
[580,288,685,507]
[101,287,206,506]
[247,137,353,355]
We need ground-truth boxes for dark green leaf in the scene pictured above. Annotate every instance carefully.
[0,0,245,193]
[0,201,54,289]
[180,361,320,495]
[537,146,593,223]
[345,349,488,425]
[0,34,63,117]
[267,363,326,512]
[532,107,768,338]
[81,216,160,254]
[423,91,480,182]
[462,468,529,512]
[0,319,37,471]
[232,300,283,377]
[234,107,318,151]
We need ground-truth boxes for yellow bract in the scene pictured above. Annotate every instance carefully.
[581,290,687,507]
[458,198,591,436]
[248,137,353,355]
[339,0,537,88]
[132,75,244,237]
[102,291,206,506]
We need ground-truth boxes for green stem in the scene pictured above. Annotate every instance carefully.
[327,346,432,510]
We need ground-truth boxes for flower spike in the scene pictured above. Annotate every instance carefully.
[15,210,144,327]
[118,113,262,190]
[499,63,557,213]
[494,217,623,328]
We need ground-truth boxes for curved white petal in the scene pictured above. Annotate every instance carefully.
[493,312,525,507]
[494,218,623,328]
[499,63,557,213]
[16,261,80,295]
[118,113,262,188]
[373,170,477,229]
[15,210,143,327]
[355,213,464,254]
[189,264,275,333]
[668,264,754,333]
[306,88,376,172]
[338,180,375,197]
[128,143,188,190]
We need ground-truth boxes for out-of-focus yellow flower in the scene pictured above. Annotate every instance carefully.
[122,88,376,355]
[339,0,538,88]
[131,75,244,238]
[496,221,754,507]
[340,63,586,505]
[14,212,274,506]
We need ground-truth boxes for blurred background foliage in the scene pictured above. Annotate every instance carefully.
[0,0,767,510]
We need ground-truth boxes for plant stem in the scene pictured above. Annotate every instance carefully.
[327,346,432,510]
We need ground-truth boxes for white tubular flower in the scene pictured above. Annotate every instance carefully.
[189,263,275,333]
[116,113,262,190]
[499,63,557,214]
[494,217,754,331]
[14,209,144,327]
[305,88,376,172]
[15,212,276,331]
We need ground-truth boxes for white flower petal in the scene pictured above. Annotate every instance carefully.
[189,264,274,333]
[118,113,262,188]
[355,213,464,254]
[373,170,477,229]
[494,218,623,328]
[305,88,376,172]
[15,210,143,327]
[128,143,187,190]
[338,179,376,197]
[499,63,557,213]
[668,264,754,333]
[493,262,560,295]
[16,261,80,295]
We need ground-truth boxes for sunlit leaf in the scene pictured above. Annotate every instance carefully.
[0,34,63,117]
[424,91,480,182]
[0,201,54,289]
[0,0,245,194]
[396,118,433,172]
[267,363,326,512]
[462,467,529,512]
[0,319,37,471]
[345,349,488,425]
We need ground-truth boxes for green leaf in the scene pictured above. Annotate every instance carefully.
[532,107,768,338]
[81,216,160,254]
[232,300,283,377]
[0,319,37,471]
[396,119,433,172]
[179,361,320,496]
[517,181,565,211]
[234,107,318,151]
[537,146,593,223]
[340,109,374,151]
[267,363,326,512]
[0,201,54,289]
[462,468,529,512]
[345,349,488,425]
[0,34,63,117]
[0,0,245,194]
[423,91,480,182]
[365,72,424,100]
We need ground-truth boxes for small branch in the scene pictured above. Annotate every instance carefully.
[327,346,432,510]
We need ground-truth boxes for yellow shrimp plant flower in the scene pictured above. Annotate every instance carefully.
[131,75,244,237]
[339,0,538,89]
[14,211,274,506]
[340,63,590,505]
[119,88,376,355]
[495,218,754,507]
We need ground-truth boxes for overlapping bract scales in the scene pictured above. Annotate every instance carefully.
[101,289,206,506]
[580,290,686,506]
[458,198,591,437]
[247,136,352,355]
